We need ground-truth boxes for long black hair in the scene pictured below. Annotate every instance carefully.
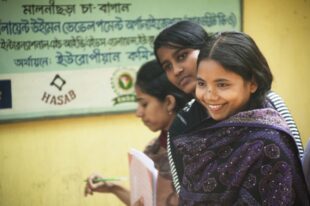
[154,20,209,60]
[135,60,190,112]
[197,32,273,108]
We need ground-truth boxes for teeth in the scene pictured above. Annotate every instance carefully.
[208,104,222,110]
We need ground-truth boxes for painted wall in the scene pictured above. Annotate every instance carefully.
[0,113,154,206]
[243,0,310,143]
[0,0,309,205]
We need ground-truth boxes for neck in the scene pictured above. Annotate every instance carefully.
[159,130,168,149]
[165,114,176,131]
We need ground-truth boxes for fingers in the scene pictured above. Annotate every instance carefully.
[84,183,93,197]
[84,173,102,197]
[133,196,144,206]
[85,173,113,196]
[88,174,106,189]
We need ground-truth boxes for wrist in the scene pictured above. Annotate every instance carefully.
[109,183,119,193]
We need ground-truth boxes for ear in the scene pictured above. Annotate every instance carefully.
[165,95,176,114]
[249,79,258,94]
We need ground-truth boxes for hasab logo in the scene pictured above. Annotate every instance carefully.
[111,69,136,105]
[50,74,66,91]
[41,74,76,105]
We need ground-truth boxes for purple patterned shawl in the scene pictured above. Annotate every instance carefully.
[174,108,309,206]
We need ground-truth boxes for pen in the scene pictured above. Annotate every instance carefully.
[85,177,126,183]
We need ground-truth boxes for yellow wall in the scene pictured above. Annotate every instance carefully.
[0,113,155,206]
[243,0,310,143]
[0,0,309,206]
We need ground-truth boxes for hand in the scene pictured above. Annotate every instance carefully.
[84,173,115,197]
[133,196,144,206]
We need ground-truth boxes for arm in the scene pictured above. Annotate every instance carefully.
[156,175,179,206]
[109,184,130,205]
[84,173,130,206]
[144,136,179,205]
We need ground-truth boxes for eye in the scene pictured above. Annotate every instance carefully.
[141,102,148,108]
[197,80,205,88]
[137,100,147,108]
[177,52,187,61]
[217,82,229,88]
[162,63,172,71]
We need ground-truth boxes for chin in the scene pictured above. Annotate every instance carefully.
[210,114,226,121]
[183,86,195,95]
[148,127,159,132]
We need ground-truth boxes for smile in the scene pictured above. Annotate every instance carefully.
[207,104,224,112]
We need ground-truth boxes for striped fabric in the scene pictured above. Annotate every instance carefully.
[167,132,181,193]
[267,91,304,159]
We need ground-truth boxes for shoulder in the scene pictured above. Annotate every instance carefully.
[143,137,160,155]
[169,99,208,138]
[143,138,171,179]
[266,90,286,108]
[217,108,291,135]
[211,108,299,160]
[266,91,304,158]
[234,123,301,167]
[265,91,298,135]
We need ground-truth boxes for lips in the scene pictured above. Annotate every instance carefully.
[207,104,224,112]
[178,75,191,87]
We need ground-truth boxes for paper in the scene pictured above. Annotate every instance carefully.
[128,148,158,206]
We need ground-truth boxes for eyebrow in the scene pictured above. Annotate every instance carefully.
[214,78,229,82]
[196,76,205,81]
[196,77,229,83]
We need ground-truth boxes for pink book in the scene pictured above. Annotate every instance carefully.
[128,148,158,206]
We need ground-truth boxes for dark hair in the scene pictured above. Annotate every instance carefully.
[154,20,209,60]
[135,60,190,112]
[197,32,273,108]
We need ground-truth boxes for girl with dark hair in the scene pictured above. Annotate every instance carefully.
[154,20,208,95]
[154,20,304,195]
[84,60,190,206]
[174,31,309,205]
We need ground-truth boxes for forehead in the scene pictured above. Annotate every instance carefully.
[157,46,181,57]
[135,86,159,102]
[198,59,224,72]
[197,60,241,80]
[135,86,147,97]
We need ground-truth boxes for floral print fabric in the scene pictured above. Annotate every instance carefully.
[174,108,309,205]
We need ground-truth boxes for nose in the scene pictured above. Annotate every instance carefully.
[203,87,218,101]
[173,64,183,76]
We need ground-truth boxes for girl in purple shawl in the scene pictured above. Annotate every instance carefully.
[174,32,309,205]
